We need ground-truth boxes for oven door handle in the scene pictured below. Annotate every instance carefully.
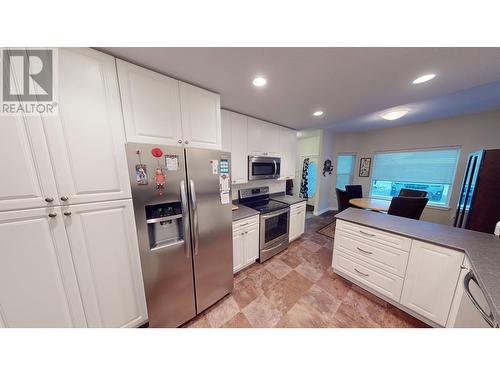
[261,208,289,219]
[463,271,496,327]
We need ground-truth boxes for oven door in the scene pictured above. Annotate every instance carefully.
[248,156,281,180]
[260,207,290,250]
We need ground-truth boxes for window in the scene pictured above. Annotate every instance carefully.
[336,154,356,190]
[370,148,461,207]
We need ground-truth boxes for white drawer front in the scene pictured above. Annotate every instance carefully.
[336,220,411,252]
[333,252,404,302]
[290,201,306,213]
[233,216,259,232]
[334,231,409,277]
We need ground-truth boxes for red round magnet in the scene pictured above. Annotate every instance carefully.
[151,148,163,158]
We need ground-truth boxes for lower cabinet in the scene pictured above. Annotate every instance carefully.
[289,201,306,242]
[0,207,86,327]
[63,200,148,328]
[0,200,148,328]
[400,240,464,326]
[232,216,259,273]
[333,220,465,327]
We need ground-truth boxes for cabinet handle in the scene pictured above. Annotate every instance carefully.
[359,230,375,237]
[356,247,373,255]
[48,213,57,218]
[60,196,69,202]
[185,140,189,144]
[354,268,369,277]
[45,197,54,203]
[178,140,182,144]
[63,212,72,216]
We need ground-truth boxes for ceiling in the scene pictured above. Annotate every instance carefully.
[99,47,500,132]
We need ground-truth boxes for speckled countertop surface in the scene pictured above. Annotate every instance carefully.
[270,193,307,205]
[335,208,500,325]
[232,204,259,222]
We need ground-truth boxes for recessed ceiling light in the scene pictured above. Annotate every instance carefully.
[412,73,436,84]
[313,110,324,117]
[252,76,267,87]
[380,109,410,121]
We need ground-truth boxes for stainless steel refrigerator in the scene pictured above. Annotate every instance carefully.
[126,143,233,327]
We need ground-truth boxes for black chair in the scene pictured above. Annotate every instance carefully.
[387,197,429,220]
[345,185,363,199]
[336,188,350,212]
[399,188,428,198]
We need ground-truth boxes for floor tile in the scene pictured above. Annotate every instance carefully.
[264,258,293,279]
[295,260,324,283]
[232,276,260,309]
[242,294,283,328]
[222,312,253,328]
[205,295,240,328]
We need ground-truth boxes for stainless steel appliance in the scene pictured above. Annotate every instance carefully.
[239,187,289,262]
[453,149,500,234]
[126,143,233,327]
[248,155,281,180]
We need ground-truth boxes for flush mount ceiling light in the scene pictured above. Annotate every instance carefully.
[412,73,436,84]
[252,76,267,87]
[380,108,410,121]
[313,110,324,117]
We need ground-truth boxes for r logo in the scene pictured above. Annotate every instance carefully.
[2,49,53,102]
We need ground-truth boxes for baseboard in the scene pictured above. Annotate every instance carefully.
[314,206,336,216]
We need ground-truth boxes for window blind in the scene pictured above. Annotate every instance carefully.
[372,148,460,184]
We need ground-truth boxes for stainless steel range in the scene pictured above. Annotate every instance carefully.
[239,187,290,262]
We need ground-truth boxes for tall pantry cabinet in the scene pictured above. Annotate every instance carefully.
[0,48,147,328]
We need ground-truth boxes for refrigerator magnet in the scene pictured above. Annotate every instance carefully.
[165,155,179,171]
[135,164,148,185]
[154,167,166,194]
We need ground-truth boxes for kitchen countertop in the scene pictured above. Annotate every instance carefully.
[335,208,500,324]
[232,204,260,222]
[270,193,307,205]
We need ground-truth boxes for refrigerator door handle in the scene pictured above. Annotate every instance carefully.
[189,179,200,255]
[463,271,496,327]
[180,180,191,259]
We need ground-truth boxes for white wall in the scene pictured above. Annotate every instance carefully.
[294,130,321,210]
[317,129,335,214]
[330,109,500,225]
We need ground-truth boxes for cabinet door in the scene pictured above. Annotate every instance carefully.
[42,48,131,205]
[401,240,464,326]
[0,207,86,327]
[0,54,59,212]
[296,206,306,237]
[243,224,259,266]
[289,210,298,242]
[279,128,297,179]
[247,117,280,156]
[63,199,148,328]
[230,112,248,184]
[232,229,245,273]
[221,109,232,152]
[116,59,183,146]
[179,82,221,150]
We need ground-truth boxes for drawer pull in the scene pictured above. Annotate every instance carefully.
[356,247,373,255]
[359,230,375,237]
[354,268,369,277]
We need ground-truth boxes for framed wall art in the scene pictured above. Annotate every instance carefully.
[359,157,372,177]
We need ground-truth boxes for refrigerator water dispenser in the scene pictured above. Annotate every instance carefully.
[145,202,184,250]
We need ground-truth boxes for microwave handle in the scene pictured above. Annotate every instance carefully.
[463,271,496,327]
[273,160,277,178]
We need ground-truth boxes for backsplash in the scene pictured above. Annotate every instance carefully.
[232,179,286,200]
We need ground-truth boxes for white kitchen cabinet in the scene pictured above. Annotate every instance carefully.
[247,117,280,157]
[62,200,148,328]
[179,82,221,150]
[0,207,86,327]
[0,111,59,212]
[116,59,183,146]
[401,240,464,326]
[279,128,297,180]
[221,110,248,184]
[289,201,306,242]
[232,216,259,273]
[41,48,131,206]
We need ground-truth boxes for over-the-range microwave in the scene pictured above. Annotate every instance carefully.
[248,155,281,180]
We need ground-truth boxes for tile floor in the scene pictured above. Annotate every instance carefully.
[184,211,429,328]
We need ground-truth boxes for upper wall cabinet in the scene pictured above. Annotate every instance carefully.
[40,48,131,206]
[179,82,221,150]
[117,62,221,150]
[221,110,248,184]
[247,117,280,157]
[279,128,297,180]
[117,60,183,146]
